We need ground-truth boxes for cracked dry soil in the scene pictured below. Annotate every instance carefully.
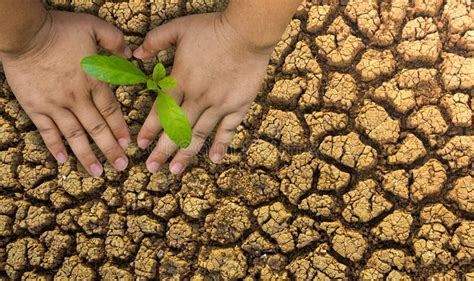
[1,0,474,280]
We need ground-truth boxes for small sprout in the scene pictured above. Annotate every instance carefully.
[153,63,166,82]
[80,55,192,148]
[147,80,158,91]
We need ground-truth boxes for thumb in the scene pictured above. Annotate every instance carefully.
[92,18,132,58]
[134,20,180,60]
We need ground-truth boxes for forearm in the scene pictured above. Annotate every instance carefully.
[0,0,47,54]
[223,0,302,51]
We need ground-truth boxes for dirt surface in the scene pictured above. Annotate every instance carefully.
[0,0,473,279]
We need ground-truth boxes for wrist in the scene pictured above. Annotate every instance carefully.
[220,0,301,54]
[0,9,52,60]
[219,11,280,55]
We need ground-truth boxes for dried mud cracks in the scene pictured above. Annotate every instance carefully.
[1,0,474,280]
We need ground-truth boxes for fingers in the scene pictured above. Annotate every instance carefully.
[209,112,246,163]
[91,83,130,150]
[169,110,220,174]
[72,97,129,173]
[137,87,184,150]
[32,114,67,163]
[53,110,103,177]
[133,19,180,60]
[145,99,203,174]
[146,134,178,174]
[91,17,131,58]
[137,101,161,149]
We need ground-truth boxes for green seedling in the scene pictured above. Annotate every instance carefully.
[80,55,192,148]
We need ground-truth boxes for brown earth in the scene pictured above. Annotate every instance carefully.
[0,0,473,280]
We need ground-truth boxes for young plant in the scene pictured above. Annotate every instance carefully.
[80,55,192,148]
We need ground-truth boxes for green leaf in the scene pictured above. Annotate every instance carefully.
[156,92,192,148]
[147,80,158,91]
[153,63,166,83]
[158,76,177,90]
[81,55,148,85]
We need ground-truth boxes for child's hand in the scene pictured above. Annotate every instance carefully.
[134,13,273,175]
[1,11,132,177]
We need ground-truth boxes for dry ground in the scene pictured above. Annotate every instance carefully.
[0,0,473,280]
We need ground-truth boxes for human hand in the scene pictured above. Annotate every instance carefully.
[1,11,132,177]
[134,13,273,175]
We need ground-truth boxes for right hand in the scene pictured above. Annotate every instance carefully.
[133,13,273,175]
[1,11,132,177]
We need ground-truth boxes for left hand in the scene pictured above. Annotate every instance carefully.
[1,11,132,177]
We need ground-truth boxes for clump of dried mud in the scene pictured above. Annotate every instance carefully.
[0,0,473,279]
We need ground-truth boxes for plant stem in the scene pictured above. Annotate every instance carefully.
[138,88,149,94]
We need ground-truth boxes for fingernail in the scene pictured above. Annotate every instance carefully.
[90,163,103,177]
[170,162,184,175]
[134,46,144,58]
[148,161,160,174]
[56,152,67,164]
[210,152,222,164]
[138,139,150,149]
[118,138,129,150]
[124,46,132,58]
[114,157,128,171]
